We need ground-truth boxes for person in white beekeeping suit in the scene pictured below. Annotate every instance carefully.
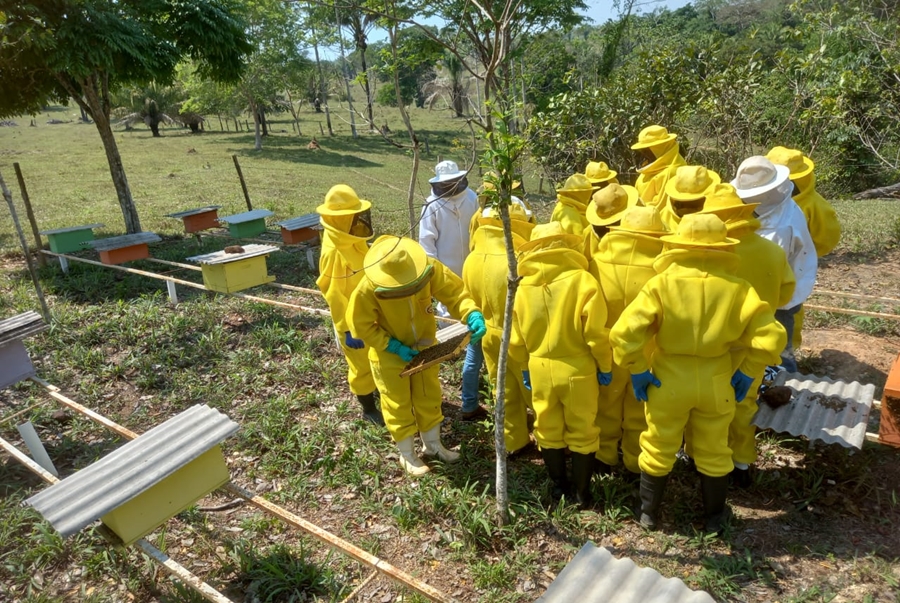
[418,160,486,420]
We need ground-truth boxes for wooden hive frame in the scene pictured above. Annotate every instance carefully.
[400,322,471,377]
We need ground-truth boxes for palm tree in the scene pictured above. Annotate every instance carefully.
[114,84,182,137]
[424,53,470,117]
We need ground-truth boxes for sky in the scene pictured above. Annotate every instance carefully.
[580,0,695,24]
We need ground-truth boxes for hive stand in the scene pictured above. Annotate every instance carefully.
[879,353,900,447]
[187,244,279,293]
[27,405,239,546]
[84,232,162,265]
[166,206,222,234]
[0,311,48,390]
[277,214,321,245]
[218,209,274,238]
[39,223,105,253]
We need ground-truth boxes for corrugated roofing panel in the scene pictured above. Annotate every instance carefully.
[218,209,274,224]
[85,232,161,251]
[0,311,47,345]
[187,244,279,265]
[166,206,221,219]
[39,223,104,235]
[537,542,714,603]
[27,404,238,537]
[277,214,320,230]
[753,372,875,449]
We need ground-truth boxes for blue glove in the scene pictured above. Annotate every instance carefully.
[522,370,532,391]
[386,337,419,363]
[466,311,487,344]
[631,370,661,402]
[344,331,365,350]
[597,371,613,386]
[731,369,755,403]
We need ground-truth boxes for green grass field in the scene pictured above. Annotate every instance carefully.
[1,105,900,603]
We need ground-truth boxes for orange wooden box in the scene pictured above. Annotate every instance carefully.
[99,244,150,265]
[280,226,318,245]
[182,210,220,233]
[879,352,900,448]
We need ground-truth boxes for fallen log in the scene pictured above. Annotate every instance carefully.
[853,181,900,199]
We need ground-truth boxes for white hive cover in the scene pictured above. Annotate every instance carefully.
[218,209,274,223]
[187,244,279,265]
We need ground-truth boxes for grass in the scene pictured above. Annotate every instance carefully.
[1,105,900,602]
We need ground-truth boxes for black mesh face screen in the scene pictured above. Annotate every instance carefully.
[350,209,373,237]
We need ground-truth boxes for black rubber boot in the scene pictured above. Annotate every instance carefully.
[638,472,669,529]
[571,452,595,510]
[356,393,385,427]
[701,474,731,534]
[730,466,752,489]
[594,457,612,477]
[540,447,570,503]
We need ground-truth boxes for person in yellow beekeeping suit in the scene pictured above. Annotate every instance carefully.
[315,184,384,426]
[584,160,619,194]
[468,175,531,249]
[591,205,668,477]
[463,204,536,455]
[766,146,840,349]
[509,222,613,509]
[583,183,642,265]
[631,125,687,208]
[347,236,487,476]
[659,165,721,231]
[550,173,594,235]
[695,184,796,488]
[610,214,786,533]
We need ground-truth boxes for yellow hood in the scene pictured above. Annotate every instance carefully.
[637,141,685,177]
[653,246,740,276]
[792,172,841,257]
[594,230,665,326]
[519,245,590,284]
[316,220,372,333]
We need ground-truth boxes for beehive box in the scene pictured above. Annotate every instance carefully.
[0,311,48,389]
[879,353,900,448]
[219,209,274,238]
[166,206,221,233]
[277,214,321,245]
[187,244,278,293]
[84,232,162,265]
[40,223,104,253]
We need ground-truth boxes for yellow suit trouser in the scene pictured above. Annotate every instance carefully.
[529,354,600,454]
[728,375,762,465]
[640,354,735,478]
[342,342,376,396]
[596,362,646,473]
[482,328,532,453]
[370,350,443,442]
[793,307,804,349]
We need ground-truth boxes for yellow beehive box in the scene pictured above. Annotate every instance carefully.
[188,244,279,293]
[101,445,229,545]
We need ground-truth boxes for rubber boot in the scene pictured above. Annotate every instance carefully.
[571,452,595,510]
[701,474,731,534]
[638,472,669,529]
[396,437,430,476]
[730,466,752,489]
[540,447,570,503]
[420,425,460,463]
[594,454,612,477]
[356,393,385,426]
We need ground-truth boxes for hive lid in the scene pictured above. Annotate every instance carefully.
[27,404,239,537]
[39,223,104,235]
[0,311,47,346]
[218,209,274,224]
[277,214,320,230]
[187,244,279,265]
[166,206,222,219]
[84,232,162,251]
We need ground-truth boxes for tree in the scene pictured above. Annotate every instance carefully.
[335,3,378,131]
[0,0,252,233]
[114,83,183,137]
[374,26,443,108]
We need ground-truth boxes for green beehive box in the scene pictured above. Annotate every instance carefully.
[40,223,104,253]
[227,218,267,238]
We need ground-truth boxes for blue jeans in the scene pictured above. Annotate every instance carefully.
[774,304,801,373]
[461,340,484,412]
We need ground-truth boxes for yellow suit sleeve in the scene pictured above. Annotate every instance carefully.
[347,281,392,352]
[737,287,788,377]
[315,253,353,334]
[778,257,796,309]
[809,200,841,257]
[610,282,661,374]
[430,259,479,322]
[581,276,612,373]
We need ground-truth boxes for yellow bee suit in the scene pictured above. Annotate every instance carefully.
[550,191,591,235]
[590,230,664,472]
[634,142,686,209]
[462,221,534,453]
[347,257,479,442]
[509,239,613,454]
[316,218,376,396]
[610,248,786,477]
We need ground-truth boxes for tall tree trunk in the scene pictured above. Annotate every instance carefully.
[388,23,420,234]
[359,41,376,131]
[65,73,142,233]
[311,24,333,136]
[251,102,263,151]
[148,118,161,137]
[259,107,269,136]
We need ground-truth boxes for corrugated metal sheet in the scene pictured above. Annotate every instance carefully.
[166,206,221,219]
[752,372,875,449]
[85,232,162,251]
[277,214,320,230]
[537,542,714,603]
[218,209,274,224]
[39,223,104,235]
[187,244,279,265]
[27,404,239,537]
[0,311,47,345]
